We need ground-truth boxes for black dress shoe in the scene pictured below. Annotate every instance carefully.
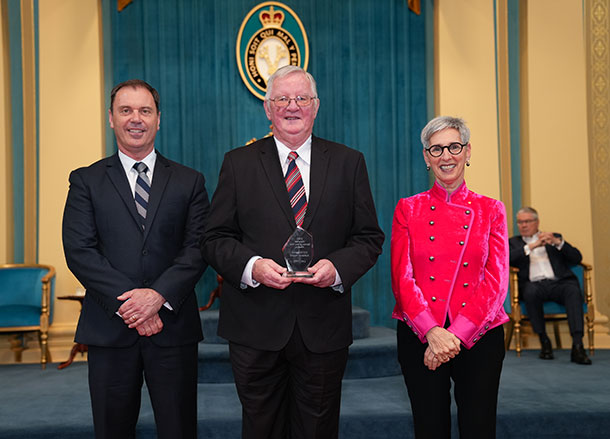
[571,344,592,365]
[539,338,554,360]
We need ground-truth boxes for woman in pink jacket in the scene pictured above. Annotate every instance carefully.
[391,116,509,438]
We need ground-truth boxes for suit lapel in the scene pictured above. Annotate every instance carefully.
[302,136,329,230]
[143,153,171,240]
[258,137,297,228]
[106,154,142,229]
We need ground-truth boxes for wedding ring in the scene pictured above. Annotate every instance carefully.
[131,315,137,321]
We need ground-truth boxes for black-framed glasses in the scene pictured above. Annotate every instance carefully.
[516,219,537,225]
[268,95,317,108]
[426,142,467,157]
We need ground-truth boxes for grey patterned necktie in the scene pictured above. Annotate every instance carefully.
[133,162,150,229]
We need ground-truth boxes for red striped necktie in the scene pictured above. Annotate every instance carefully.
[285,151,307,226]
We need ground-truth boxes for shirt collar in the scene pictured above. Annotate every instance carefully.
[118,149,157,175]
[523,232,540,243]
[273,136,312,166]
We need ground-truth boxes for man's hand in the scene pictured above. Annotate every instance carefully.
[135,313,164,336]
[292,259,337,288]
[118,288,166,328]
[252,258,293,289]
[538,231,561,246]
[425,326,461,362]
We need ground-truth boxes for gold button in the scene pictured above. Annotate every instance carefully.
[473,337,478,342]
[459,241,464,245]
[462,302,466,307]
[429,256,435,261]
[465,210,471,214]
[430,236,435,241]
[429,221,435,225]
[430,276,435,281]
[463,262,469,267]
[463,283,469,287]
[463,225,468,229]
[431,206,436,210]
[431,296,437,301]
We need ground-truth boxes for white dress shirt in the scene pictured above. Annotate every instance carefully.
[522,233,564,282]
[118,149,157,196]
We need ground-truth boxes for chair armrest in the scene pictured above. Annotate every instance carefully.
[579,262,594,309]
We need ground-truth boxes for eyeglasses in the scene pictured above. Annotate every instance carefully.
[516,219,537,225]
[426,142,467,158]
[268,95,317,108]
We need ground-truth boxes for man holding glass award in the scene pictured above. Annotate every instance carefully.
[202,66,384,439]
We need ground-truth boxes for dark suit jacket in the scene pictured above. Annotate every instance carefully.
[62,152,209,347]
[202,136,384,353]
[508,234,582,291]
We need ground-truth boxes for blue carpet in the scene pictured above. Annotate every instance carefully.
[1,349,609,438]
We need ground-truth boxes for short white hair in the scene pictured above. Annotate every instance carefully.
[264,66,318,100]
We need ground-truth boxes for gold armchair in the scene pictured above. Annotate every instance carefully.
[505,263,594,356]
[0,264,56,368]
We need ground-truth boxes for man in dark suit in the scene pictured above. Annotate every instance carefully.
[202,66,384,439]
[509,206,591,365]
[62,79,210,438]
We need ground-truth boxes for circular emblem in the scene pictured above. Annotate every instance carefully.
[236,2,309,100]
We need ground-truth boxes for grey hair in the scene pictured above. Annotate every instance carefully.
[517,206,539,219]
[420,116,471,149]
[265,65,318,100]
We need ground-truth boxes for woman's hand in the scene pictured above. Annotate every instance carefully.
[423,346,444,370]
[425,326,461,362]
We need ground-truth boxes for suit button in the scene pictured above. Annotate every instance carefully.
[431,206,436,210]
[479,332,484,336]
[463,225,468,229]
[429,221,435,225]
[143,280,150,286]
[485,325,490,330]
[472,337,478,342]
[413,331,418,336]
[463,283,469,287]
[459,241,464,245]
[430,276,435,281]
[142,249,149,256]
[462,302,466,307]
[431,296,437,301]
[463,262,469,267]
[430,236,435,241]
[429,256,435,261]
[465,210,471,214]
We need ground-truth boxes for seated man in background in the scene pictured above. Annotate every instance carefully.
[509,207,591,365]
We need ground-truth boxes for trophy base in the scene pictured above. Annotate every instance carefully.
[284,271,314,278]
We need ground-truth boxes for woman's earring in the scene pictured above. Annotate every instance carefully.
[426,165,430,171]
[466,161,470,167]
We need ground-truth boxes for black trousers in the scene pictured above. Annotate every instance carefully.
[229,323,349,439]
[521,278,584,340]
[88,338,198,439]
[397,321,505,439]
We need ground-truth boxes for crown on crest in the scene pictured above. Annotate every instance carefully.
[259,6,285,27]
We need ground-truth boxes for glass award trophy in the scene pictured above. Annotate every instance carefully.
[282,226,314,278]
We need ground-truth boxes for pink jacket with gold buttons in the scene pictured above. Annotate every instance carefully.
[391,181,509,349]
